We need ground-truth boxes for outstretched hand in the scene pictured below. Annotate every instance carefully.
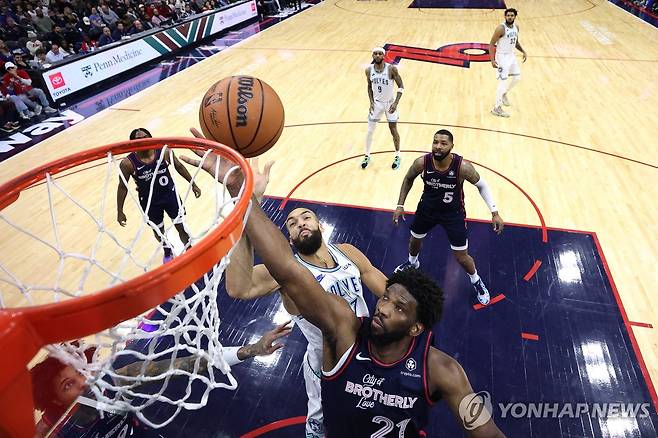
[250,157,274,201]
[492,212,505,235]
[250,321,293,356]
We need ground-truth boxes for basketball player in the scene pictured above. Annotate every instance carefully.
[362,47,404,170]
[392,130,504,306]
[116,128,202,263]
[181,154,505,437]
[32,322,292,437]
[490,8,527,118]
[225,206,388,437]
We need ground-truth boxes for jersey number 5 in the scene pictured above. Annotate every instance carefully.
[443,192,453,203]
[371,416,411,437]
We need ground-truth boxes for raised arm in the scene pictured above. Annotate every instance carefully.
[179,148,361,365]
[489,25,504,68]
[225,234,281,300]
[428,349,506,438]
[393,156,423,225]
[337,243,387,297]
[116,158,133,226]
[460,160,504,235]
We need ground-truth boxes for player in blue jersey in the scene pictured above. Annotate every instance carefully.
[31,323,292,437]
[392,129,505,306]
[181,152,505,438]
[116,128,202,263]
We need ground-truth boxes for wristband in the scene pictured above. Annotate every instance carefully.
[396,205,404,208]
[397,88,404,94]
[223,346,244,366]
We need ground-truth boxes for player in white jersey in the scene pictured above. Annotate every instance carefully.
[489,8,527,118]
[362,47,405,170]
[224,185,387,438]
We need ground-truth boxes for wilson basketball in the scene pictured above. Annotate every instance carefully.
[199,76,285,158]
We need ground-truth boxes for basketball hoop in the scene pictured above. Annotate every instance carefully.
[0,137,253,437]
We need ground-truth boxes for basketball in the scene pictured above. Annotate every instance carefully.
[198,76,285,158]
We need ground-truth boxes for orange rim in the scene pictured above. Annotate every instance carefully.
[0,138,252,438]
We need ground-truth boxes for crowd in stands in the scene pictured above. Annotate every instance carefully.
[629,0,658,13]
[0,0,306,133]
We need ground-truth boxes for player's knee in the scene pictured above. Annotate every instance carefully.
[367,120,377,133]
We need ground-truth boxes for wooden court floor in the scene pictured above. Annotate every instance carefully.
[0,0,657,423]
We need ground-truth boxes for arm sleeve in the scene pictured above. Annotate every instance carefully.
[474,177,498,213]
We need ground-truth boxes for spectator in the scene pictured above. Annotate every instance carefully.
[0,90,21,132]
[129,19,148,35]
[45,43,67,63]
[63,6,78,23]
[49,9,67,28]
[179,3,194,18]
[157,1,173,18]
[79,34,98,53]
[99,5,120,27]
[151,9,167,27]
[88,7,104,30]
[28,48,46,69]
[4,17,28,42]
[11,52,30,70]
[26,31,44,56]
[112,22,128,40]
[2,62,58,119]
[97,27,115,47]
[32,8,55,34]
[59,40,76,56]
[0,41,13,69]
[47,25,67,47]
[0,5,18,27]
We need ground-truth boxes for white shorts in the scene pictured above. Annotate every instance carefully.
[495,53,520,80]
[303,352,324,438]
[368,99,399,123]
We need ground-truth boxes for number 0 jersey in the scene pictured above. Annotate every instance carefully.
[127,149,175,201]
[321,318,435,437]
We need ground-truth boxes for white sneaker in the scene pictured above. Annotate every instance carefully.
[491,107,510,118]
[33,104,43,115]
[502,93,510,106]
[44,106,58,114]
[19,111,31,120]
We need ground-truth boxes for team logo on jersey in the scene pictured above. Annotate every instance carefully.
[405,358,417,372]
[315,274,325,282]
[449,170,455,176]
[383,43,491,69]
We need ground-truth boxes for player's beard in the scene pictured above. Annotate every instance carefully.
[506,17,515,25]
[432,151,450,161]
[373,58,383,65]
[292,228,323,255]
[370,325,408,346]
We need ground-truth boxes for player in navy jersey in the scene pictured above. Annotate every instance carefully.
[116,128,202,263]
[392,129,505,306]
[180,153,505,438]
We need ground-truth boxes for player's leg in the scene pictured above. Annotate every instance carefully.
[363,101,384,169]
[303,353,325,438]
[385,101,401,169]
[164,196,190,252]
[395,209,434,272]
[442,217,490,305]
[142,198,172,263]
[492,55,511,117]
[503,59,521,105]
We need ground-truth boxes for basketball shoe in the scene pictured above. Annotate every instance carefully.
[472,278,490,305]
[502,93,510,106]
[394,259,420,273]
[361,155,371,169]
[491,107,510,118]
[392,156,401,170]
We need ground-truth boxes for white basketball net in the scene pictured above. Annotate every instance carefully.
[0,144,251,428]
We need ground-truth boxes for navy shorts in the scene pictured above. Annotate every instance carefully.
[409,206,468,250]
[139,193,182,227]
